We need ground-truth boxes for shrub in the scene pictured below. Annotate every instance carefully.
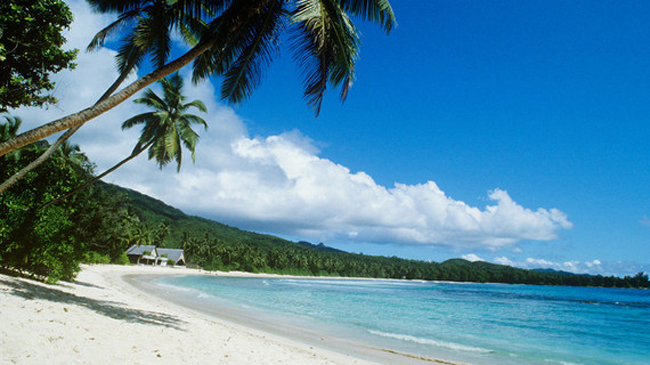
[112,252,130,266]
[82,252,111,264]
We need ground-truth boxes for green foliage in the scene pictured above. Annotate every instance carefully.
[0,142,92,282]
[113,252,130,266]
[0,119,134,282]
[124,73,208,172]
[82,252,111,265]
[0,0,77,111]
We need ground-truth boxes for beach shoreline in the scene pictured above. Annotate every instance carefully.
[0,264,453,365]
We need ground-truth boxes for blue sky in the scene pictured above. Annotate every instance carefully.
[234,1,650,273]
[15,1,650,276]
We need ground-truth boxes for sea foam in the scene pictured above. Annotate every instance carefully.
[368,329,493,354]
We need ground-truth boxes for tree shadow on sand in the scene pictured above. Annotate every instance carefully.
[0,277,186,330]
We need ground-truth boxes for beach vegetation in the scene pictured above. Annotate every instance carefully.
[0,0,78,112]
[82,251,112,265]
[0,118,136,282]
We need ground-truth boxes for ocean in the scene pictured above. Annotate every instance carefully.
[152,275,650,365]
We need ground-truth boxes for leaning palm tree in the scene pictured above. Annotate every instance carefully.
[0,0,213,194]
[0,0,396,192]
[41,73,207,209]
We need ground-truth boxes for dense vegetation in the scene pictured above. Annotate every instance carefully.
[1,117,648,288]
[0,0,77,111]
[0,134,131,282]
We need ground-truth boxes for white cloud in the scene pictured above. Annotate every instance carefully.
[10,0,573,251]
[492,256,648,276]
[462,254,484,262]
[494,256,514,266]
[112,128,572,249]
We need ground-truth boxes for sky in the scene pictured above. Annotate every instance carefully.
[12,0,650,276]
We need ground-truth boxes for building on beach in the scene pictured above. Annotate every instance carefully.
[125,245,186,266]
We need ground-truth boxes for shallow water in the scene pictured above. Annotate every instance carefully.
[155,276,650,365]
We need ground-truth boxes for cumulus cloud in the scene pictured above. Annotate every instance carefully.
[494,256,514,266]
[106,124,572,249]
[490,256,648,276]
[10,0,573,251]
[462,254,484,262]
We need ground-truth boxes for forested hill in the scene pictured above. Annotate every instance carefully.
[101,182,649,289]
[98,181,311,252]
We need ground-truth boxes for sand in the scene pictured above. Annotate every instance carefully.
[0,264,388,365]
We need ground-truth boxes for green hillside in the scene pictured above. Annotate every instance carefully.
[98,181,343,258]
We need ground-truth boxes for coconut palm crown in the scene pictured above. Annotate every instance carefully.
[125,72,208,171]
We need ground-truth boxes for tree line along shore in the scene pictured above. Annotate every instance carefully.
[1,134,648,289]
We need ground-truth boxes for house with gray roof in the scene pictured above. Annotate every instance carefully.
[126,245,158,265]
[125,245,186,266]
[156,248,186,266]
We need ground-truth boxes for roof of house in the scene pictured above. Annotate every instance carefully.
[157,248,185,263]
[126,245,158,256]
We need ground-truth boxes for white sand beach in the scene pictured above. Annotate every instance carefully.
[0,265,385,365]
[0,265,446,365]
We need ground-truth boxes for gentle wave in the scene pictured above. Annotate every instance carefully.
[281,278,423,286]
[368,330,494,354]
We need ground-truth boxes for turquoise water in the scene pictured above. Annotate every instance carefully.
[155,276,650,365]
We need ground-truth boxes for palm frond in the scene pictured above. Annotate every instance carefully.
[133,89,167,110]
[191,2,252,84]
[86,0,145,14]
[115,36,146,76]
[221,0,287,104]
[179,125,200,163]
[183,100,208,114]
[133,5,172,70]
[162,128,181,170]
[338,0,397,33]
[180,114,208,129]
[291,0,360,115]
[87,9,141,52]
[121,112,156,130]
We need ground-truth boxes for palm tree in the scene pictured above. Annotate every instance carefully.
[56,140,90,167]
[0,0,212,194]
[132,221,153,247]
[155,221,171,247]
[0,0,396,192]
[41,73,207,209]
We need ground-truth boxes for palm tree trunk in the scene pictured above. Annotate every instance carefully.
[0,39,215,158]
[39,140,155,210]
[0,125,81,194]
[0,68,134,194]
